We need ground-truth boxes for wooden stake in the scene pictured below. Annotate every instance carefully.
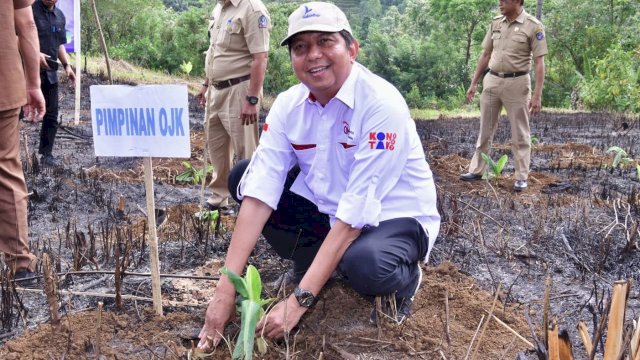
[471,283,502,360]
[548,320,559,360]
[558,330,574,360]
[577,321,593,356]
[485,311,534,348]
[43,253,60,331]
[118,194,125,215]
[22,133,32,172]
[89,0,112,84]
[631,315,640,360]
[603,280,630,360]
[96,301,103,356]
[543,274,552,348]
[143,157,163,316]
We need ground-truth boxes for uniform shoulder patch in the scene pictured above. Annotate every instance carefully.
[258,14,268,28]
[535,29,544,40]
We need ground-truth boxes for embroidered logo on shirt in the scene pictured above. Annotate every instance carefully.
[302,6,320,19]
[536,28,544,40]
[368,132,396,150]
[258,15,268,28]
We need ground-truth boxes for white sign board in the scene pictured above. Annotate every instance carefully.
[90,85,190,157]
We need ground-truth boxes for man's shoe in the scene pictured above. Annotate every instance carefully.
[40,154,62,168]
[370,264,422,325]
[203,202,236,216]
[513,180,528,192]
[459,172,483,181]
[13,269,38,287]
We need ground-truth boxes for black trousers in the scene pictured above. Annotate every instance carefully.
[38,75,59,156]
[228,160,429,301]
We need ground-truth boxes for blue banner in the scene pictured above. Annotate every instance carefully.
[57,0,77,53]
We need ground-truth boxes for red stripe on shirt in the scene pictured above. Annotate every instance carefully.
[291,143,317,150]
[340,142,356,149]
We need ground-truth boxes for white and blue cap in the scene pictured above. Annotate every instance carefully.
[280,2,353,46]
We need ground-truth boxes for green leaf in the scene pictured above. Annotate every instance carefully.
[480,153,497,179]
[233,300,261,360]
[495,155,509,175]
[220,267,249,300]
[636,164,640,180]
[245,265,262,302]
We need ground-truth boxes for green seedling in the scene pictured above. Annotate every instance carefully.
[530,134,540,145]
[636,164,640,180]
[176,161,213,185]
[606,146,632,168]
[481,153,508,180]
[195,209,220,232]
[220,265,274,360]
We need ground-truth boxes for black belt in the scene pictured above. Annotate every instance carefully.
[489,69,528,78]
[211,74,251,90]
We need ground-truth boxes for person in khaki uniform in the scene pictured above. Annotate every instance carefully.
[1,0,45,285]
[460,0,547,191]
[196,0,271,212]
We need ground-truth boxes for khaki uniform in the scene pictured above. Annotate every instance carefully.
[0,0,38,272]
[204,0,270,207]
[468,10,548,180]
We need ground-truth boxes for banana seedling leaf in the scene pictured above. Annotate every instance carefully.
[245,265,262,302]
[220,267,249,300]
[480,153,496,179]
[636,164,640,179]
[233,300,261,360]
[495,154,508,175]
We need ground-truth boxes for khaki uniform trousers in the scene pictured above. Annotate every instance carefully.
[0,108,37,272]
[468,73,532,181]
[205,80,259,207]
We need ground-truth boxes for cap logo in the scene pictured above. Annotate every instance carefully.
[303,6,320,19]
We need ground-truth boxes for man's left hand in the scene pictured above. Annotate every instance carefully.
[529,95,542,115]
[65,66,76,86]
[256,295,307,339]
[241,101,258,126]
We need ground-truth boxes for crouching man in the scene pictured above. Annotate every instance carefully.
[198,1,440,348]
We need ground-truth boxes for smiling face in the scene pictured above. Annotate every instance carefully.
[499,0,521,18]
[289,32,359,105]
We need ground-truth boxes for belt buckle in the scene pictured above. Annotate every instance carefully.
[498,72,506,78]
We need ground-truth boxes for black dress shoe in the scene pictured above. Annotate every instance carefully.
[459,172,483,181]
[13,269,38,287]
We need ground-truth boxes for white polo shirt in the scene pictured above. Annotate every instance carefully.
[238,63,440,261]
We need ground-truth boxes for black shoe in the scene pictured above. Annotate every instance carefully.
[370,264,422,325]
[40,154,62,168]
[13,269,38,287]
[203,202,236,216]
[459,172,483,181]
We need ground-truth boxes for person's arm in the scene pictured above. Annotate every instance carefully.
[58,44,76,84]
[241,51,268,126]
[198,196,273,349]
[15,6,45,121]
[529,55,545,114]
[466,49,492,103]
[257,220,360,338]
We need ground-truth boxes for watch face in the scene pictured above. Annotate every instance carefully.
[295,288,315,307]
[246,96,259,105]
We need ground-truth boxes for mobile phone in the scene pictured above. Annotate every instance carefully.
[45,57,60,71]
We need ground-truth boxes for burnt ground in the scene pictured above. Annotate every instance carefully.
[0,71,639,359]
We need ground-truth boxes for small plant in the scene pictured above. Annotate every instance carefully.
[481,153,508,180]
[606,146,632,168]
[530,134,540,145]
[221,265,274,360]
[179,61,193,76]
[195,209,219,232]
[176,161,213,185]
[636,164,640,180]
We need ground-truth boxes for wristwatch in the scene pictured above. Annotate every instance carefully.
[246,95,259,105]
[294,287,316,308]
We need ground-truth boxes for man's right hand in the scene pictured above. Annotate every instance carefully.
[197,289,236,351]
[39,53,51,70]
[197,85,208,108]
[466,84,477,103]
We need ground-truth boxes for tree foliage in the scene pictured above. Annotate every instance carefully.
[81,0,640,114]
